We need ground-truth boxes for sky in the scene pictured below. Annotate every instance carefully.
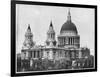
[16,4,95,55]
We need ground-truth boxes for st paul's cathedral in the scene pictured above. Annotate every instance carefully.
[21,10,90,63]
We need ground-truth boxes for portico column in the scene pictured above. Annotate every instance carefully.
[69,38,70,45]
[69,37,71,45]
[70,38,72,45]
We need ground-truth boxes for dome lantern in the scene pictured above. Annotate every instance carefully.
[67,8,71,22]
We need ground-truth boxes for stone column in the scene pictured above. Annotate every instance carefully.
[58,50,60,58]
[50,49,53,60]
[66,37,68,45]
[38,51,39,58]
[38,51,40,58]
[79,49,82,58]
[70,38,71,45]
[74,37,76,45]
[67,51,69,59]
[39,51,41,58]
[35,51,36,58]
[33,51,35,58]
[30,59,33,67]
[37,51,38,58]
[73,37,74,45]
[63,50,65,58]
[32,51,34,58]
[63,37,64,45]
[62,38,63,45]
[70,37,71,45]
[69,37,70,45]
[41,50,43,58]
[36,51,37,58]
[43,50,46,58]
[26,51,28,58]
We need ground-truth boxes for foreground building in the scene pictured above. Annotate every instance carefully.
[18,10,93,71]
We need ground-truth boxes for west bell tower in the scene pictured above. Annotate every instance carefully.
[22,24,35,49]
[46,21,56,47]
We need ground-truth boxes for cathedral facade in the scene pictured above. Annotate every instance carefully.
[21,10,90,62]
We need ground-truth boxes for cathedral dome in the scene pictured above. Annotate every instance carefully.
[60,9,78,34]
[60,21,77,34]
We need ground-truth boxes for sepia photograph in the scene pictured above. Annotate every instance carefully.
[11,0,97,76]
